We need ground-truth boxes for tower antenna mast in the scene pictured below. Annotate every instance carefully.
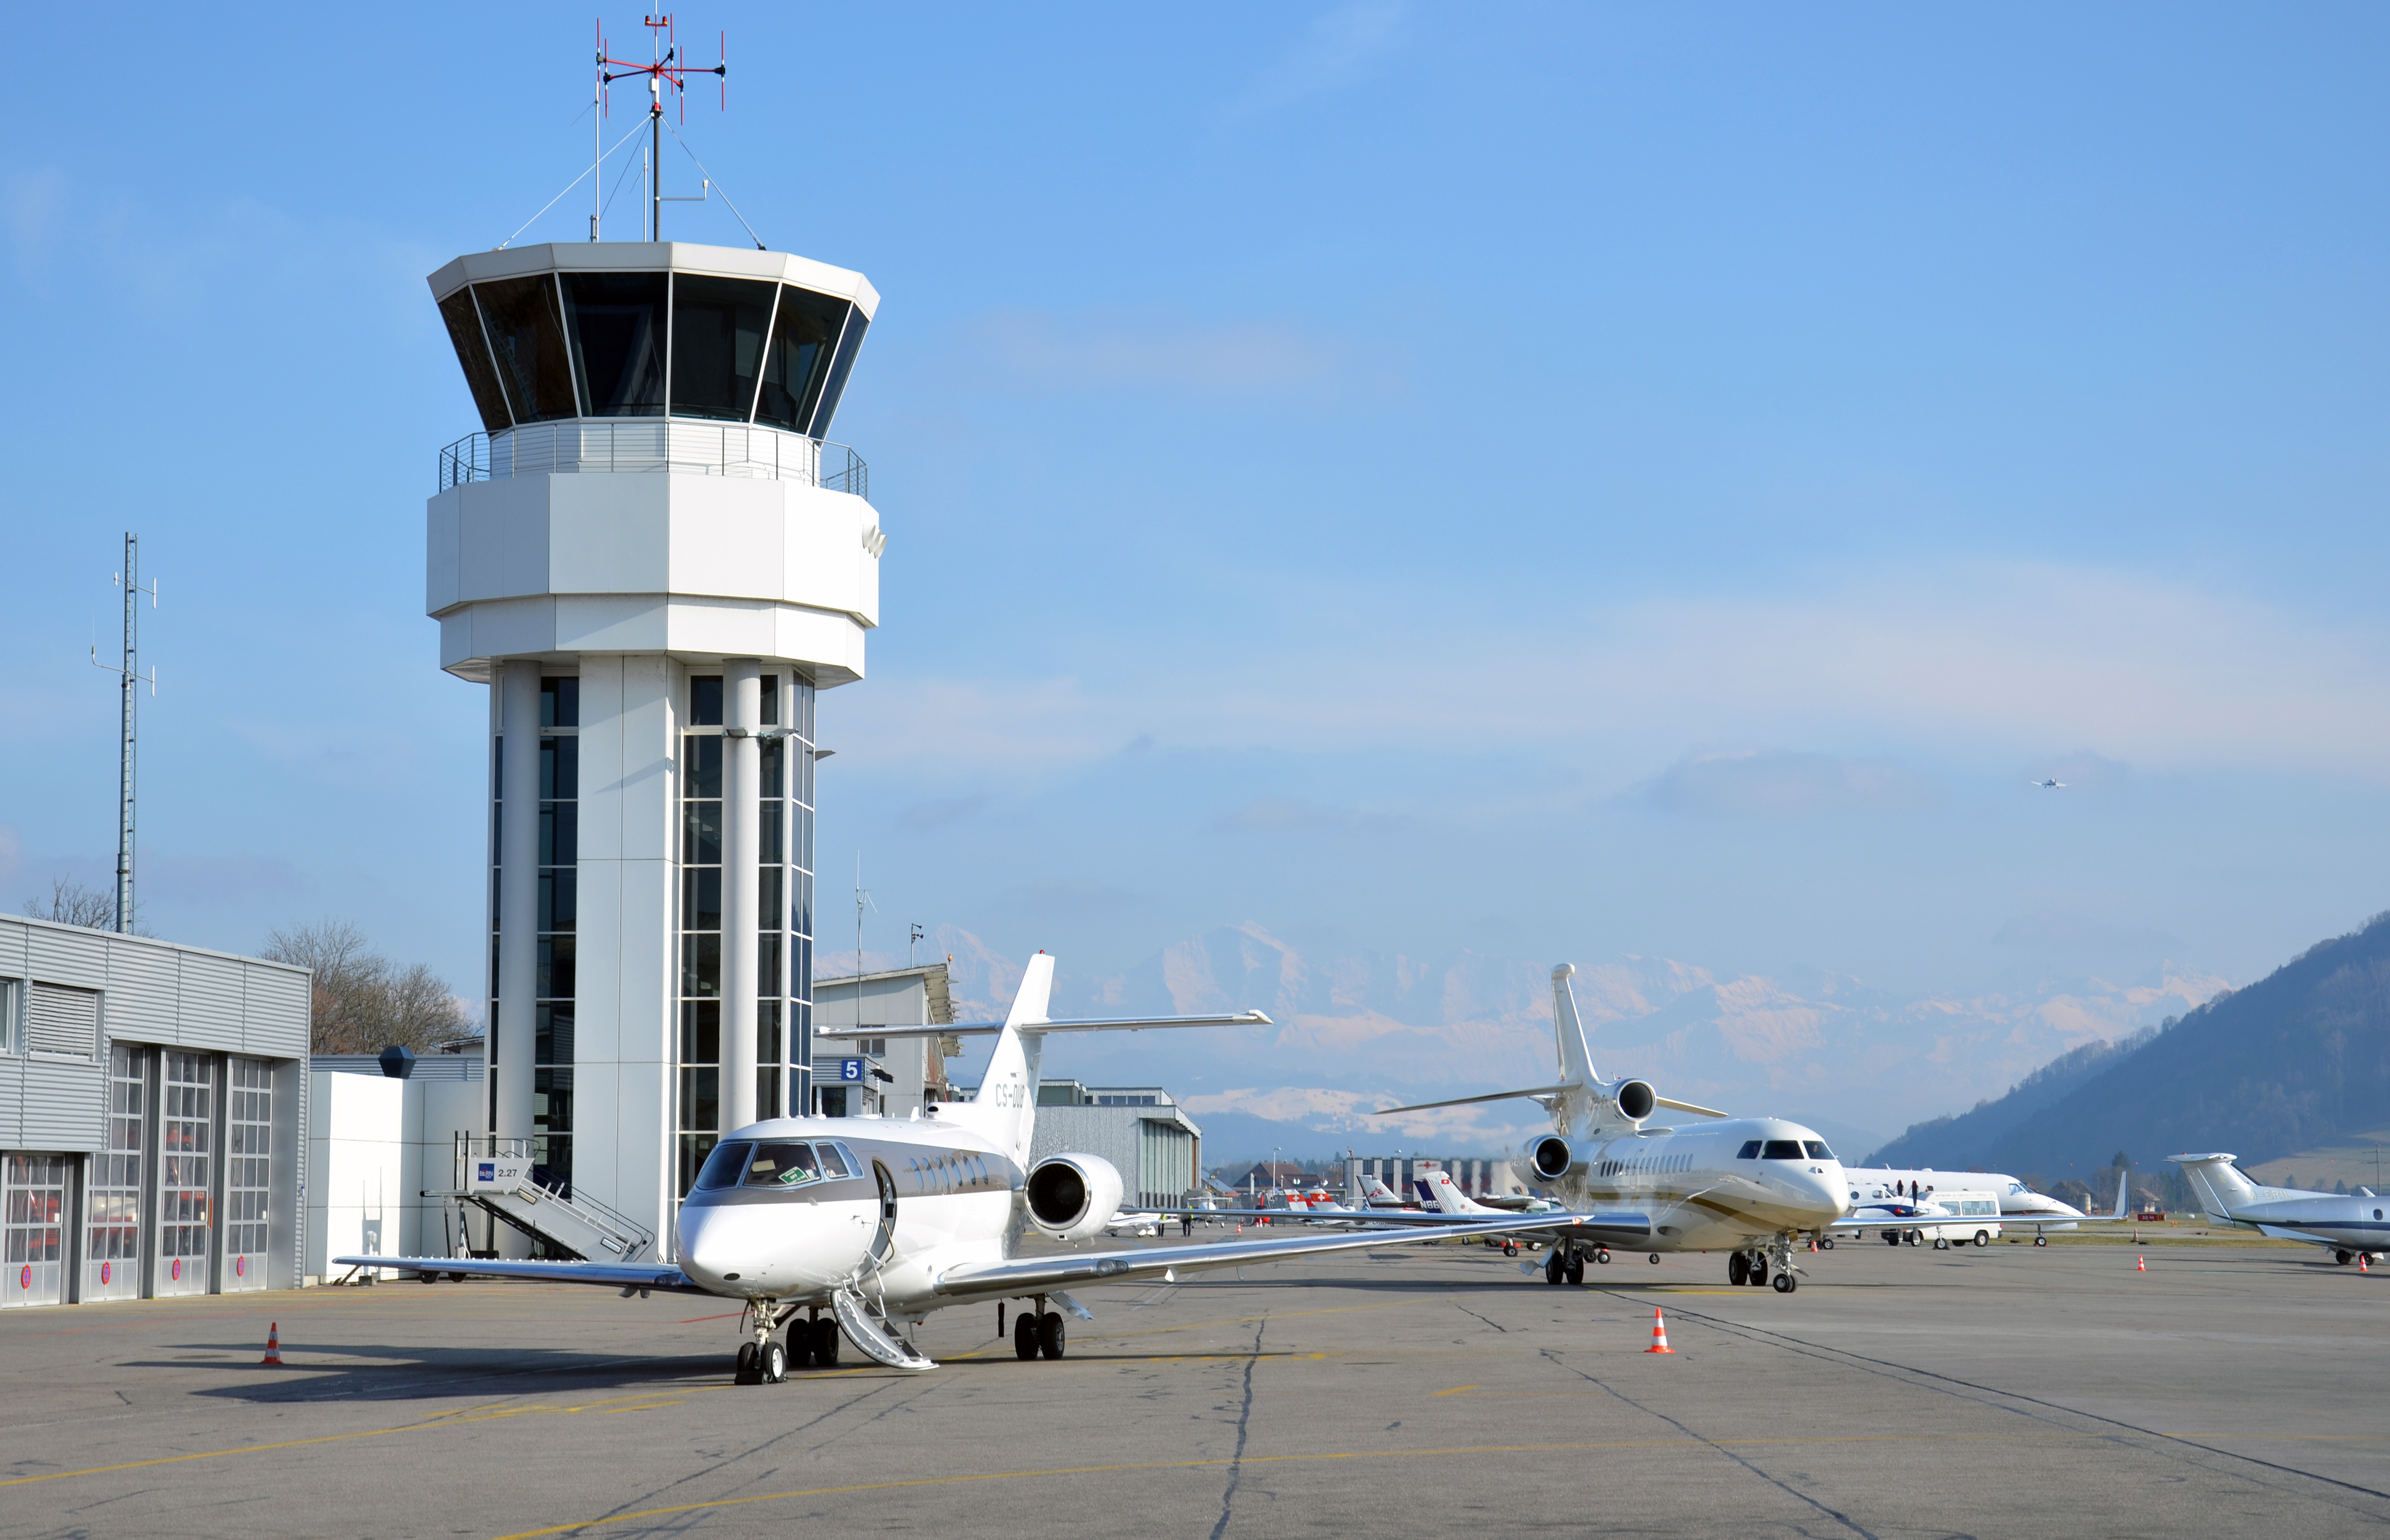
[599,14,727,241]
[89,534,157,934]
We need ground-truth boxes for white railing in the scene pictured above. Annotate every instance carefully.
[440,422,867,499]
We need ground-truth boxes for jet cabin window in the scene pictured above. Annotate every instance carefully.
[1761,1140,1806,1161]
[1802,1141,1835,1162]
[743,1142,823,1187]
[1736,1141,1762,1160]
[693,1140,754,1191]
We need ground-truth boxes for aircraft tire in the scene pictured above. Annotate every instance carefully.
[1596,1248,1610,1264]
[416,1268,437,1284]
[1502,1241,1518,1256]
[1772,1272,1796,1294]
[813,1316,841,1366]
[1933,1237,1948,1250]
[1820,1237,1835,1249]
[1545,1250,1566,1285]
[1014,1313,1039,1359]
[448,1271,470,1282]
[761,1340,787,1383]
[1728,1252,1749,1286]
[2034,1236,2048,1247]
[786,1327,812,1369]
[1039,1311,1067,1360]
[1750,1255,1767,1287]
[734,1342,760,1385]
[1647,1252,1660,1265]
[1884,1231,1900,1246]
[2336,1249,2354,1266]
[1565,1253,1585,1285]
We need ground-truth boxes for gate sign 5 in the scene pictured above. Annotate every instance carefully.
[838,1058,866,1083]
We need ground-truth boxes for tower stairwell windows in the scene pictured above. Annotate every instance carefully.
[535,676,579,1193]
[678,674,725,1197]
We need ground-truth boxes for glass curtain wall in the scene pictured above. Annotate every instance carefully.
[85,1043,145,1301]
[156,1051,214,1297]
[3,1154,68,1308]
[758,674,784,1120]
[225,1058,271,1291]
[536,677,580,1193]
[788,679,816,1111]
[678,675,725,1196]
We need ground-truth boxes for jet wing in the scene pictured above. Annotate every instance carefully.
[334,1255,708,1294]
[1125,1206,1510,1229]
[816,1011,1271,1042]
[929,1212,1643,1297]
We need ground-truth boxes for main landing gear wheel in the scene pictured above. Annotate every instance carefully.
[448,1271,470,1282]
[1565,1252,1585,1285]
[1014,1312,1040,1360]
[1596,1248,1610,1265]
[734,1342,761,1385]
[1749,1255,1768,1288]
[1502,1241,1519,1257]
[1884,1231,1900,1247]
[1933,1236,1949,1250]
[1647,1253,1660,1265]
[787,1327,813,1369]
[813,1316,841,1366]
[417,1268,437,1284]
[1772,1271,1797,1293]
[1728,1252,1749,1287]
[1820,1237,1835,1250]
[1038,1311,1067,1360]
[2337,1249,2355,1266]
[2034,1236,2048,1247]
[1545,1250,1567,1286]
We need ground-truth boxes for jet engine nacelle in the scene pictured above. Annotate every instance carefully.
[1613,1079,1656,1122]
[1026,1153,1126,1242]
[1524,1135,1577,1182]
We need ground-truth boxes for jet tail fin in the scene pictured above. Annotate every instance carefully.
[2111,1169,2130,1221]
[2167,1153,2255,1220]
[1552,963,1598,1088]
[1425,1170,1490,1216]
[943,954,1054,1170]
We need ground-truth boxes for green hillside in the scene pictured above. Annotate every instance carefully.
[1870,911,2390,1182]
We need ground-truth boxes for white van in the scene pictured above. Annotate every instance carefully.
[1919,1191,2003,1248]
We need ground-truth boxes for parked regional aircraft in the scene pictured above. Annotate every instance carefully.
[1369,964,1851,1292]
[2171,1154,2389,1263]
[340,955,1599,1383]
[1844,1166,2095,1244]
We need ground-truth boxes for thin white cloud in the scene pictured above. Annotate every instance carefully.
[839,560,2390,782]
[1643,749,1940,818]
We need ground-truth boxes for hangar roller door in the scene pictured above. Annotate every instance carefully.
[4,1154,69,1309]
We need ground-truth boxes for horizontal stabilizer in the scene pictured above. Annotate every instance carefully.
[1373,1083,1572,1116]
[1655,1095,1730,1118]
[333,1255,701,1293]
[817,1011,1271,1042]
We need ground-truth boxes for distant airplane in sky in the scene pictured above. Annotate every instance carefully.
[2031,778,2067,789]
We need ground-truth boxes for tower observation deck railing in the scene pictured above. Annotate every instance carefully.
[438,422,868,499]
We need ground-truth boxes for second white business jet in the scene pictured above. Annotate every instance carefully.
[343,955,1600,1383]
[1371,964,1851,1292]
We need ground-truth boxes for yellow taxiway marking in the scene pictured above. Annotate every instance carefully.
[1431,1384,1481,1396]
[484,1432,2164,1539]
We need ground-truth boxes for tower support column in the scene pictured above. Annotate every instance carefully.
[722,660,762,1132]
[496,661,542,1155]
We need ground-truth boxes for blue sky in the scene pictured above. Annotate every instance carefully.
[7,5,2390,1142]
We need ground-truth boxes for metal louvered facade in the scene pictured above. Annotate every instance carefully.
[0,917,309,1308]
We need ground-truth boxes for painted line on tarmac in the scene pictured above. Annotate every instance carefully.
[481,1432,2136,1539]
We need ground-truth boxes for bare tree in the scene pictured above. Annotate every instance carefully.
[23,878,122,931]
[261,920,478,1055]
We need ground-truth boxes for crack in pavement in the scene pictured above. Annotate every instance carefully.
[1536,1348,1881,1540]
[1207,1319,1265,1540]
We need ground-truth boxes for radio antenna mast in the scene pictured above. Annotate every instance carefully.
[599,14,727,241]
[89,533,157,934]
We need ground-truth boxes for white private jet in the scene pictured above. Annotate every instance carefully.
[2171,1154,2390,1263]
[2032,778,2067,790]
[1369,964,1852,1293]
[1842,1166,2098,1244]
[340,954,1597,1383]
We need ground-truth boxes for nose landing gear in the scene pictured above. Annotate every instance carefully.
[734,1301,791,1384]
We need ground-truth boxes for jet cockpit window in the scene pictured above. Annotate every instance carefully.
[815,1142,854,1180]
[743,1141,822,1187]
[1736,1141,1762,1159]
[693,1140,754,1191]
[1761,1140,1805,1160]
[1802,1141,1835,1161]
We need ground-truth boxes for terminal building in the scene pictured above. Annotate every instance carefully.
[424,237,884,1254]
[0,916,309,1308]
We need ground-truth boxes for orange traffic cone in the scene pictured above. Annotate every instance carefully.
[1645,1308,1675,1354]
[261,1323,285,1365]
[2361,1254,2370,1273]
[2136,1255,2146,1273]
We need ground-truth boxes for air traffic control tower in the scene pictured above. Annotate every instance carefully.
[424,241,881,1244]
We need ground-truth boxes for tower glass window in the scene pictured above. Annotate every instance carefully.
[670,275,779,422]
[678,675,725,1195]
[535,677,578,1192]
[475,276,578,424]
[561,272,669,416]
[754,287,850,434]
